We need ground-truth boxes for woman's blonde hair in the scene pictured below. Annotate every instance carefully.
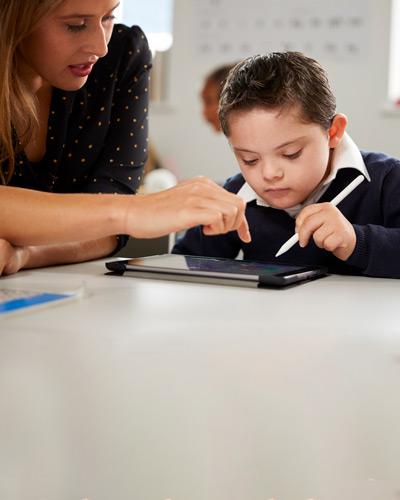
[0,0,64,184]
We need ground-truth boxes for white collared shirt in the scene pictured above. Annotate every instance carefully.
[237,132,371,218]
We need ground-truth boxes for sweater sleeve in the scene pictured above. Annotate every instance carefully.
[346,164,400,278]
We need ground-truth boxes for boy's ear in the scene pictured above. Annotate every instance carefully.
[328,113,348,148]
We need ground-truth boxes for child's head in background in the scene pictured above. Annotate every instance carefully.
[201,63,235,132]
[219,52,348,209]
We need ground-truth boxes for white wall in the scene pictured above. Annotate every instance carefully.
[149,0,400,184]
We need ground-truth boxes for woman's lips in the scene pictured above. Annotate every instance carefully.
[68,63,94,77]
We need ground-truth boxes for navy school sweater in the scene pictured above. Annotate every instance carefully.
[172,151,400,279]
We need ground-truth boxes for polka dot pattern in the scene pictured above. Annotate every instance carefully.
[9,24,152,253]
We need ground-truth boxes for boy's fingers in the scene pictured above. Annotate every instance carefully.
[321,233,342,252]
[297,213,325,247]
[311,226,335,249]
[295,204,323,230]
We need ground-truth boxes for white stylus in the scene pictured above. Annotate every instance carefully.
[275,174,366,258]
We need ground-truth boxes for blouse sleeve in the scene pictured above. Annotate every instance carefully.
[83,25,152,195]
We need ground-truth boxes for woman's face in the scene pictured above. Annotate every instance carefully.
[19,0,120,91]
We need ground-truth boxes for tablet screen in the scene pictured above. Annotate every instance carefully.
[126,254,302,277]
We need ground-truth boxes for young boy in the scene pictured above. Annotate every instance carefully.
[173,52,400,278]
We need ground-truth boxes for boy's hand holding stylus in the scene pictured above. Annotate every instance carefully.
[295,202,356,261]
[275,175,365,259]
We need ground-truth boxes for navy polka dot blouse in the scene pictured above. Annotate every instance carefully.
[10,24,151,198]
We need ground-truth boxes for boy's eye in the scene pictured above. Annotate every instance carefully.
[242,158,258,166]
[67,23,86,33]
[283,149,302,160]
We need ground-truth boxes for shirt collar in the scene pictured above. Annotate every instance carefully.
[237,132,371,217]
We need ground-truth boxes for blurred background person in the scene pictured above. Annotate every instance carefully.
[200,63,236,132]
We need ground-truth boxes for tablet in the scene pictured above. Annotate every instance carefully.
[105,254,327,288]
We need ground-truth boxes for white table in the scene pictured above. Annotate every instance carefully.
[1,260,400,500]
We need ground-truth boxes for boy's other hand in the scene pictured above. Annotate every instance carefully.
[295,203,356,261]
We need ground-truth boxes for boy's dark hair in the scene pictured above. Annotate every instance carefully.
[219,52,336,136]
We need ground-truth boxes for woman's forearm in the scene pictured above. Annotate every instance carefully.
[0,186,128,246]
[23,236,118,269]
[1,177,250,248]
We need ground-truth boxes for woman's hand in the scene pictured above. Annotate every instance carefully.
[125,176,251,242]
[296,202,356,261]
[0,239,29,276]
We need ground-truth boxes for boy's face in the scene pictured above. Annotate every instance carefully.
[228,106,339,209]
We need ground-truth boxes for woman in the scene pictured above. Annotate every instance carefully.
[0,0,250,275]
